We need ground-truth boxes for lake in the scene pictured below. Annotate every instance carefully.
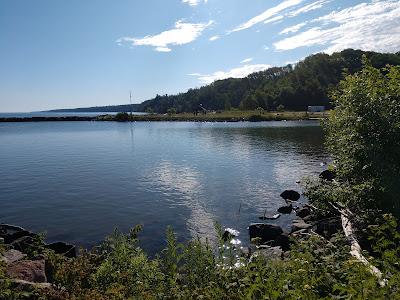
[0,121,328,254]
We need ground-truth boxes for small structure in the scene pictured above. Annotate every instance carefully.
[308,106,325,112]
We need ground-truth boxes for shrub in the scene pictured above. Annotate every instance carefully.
[115,112,130,122]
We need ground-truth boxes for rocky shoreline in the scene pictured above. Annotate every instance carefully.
[1,169,337,294]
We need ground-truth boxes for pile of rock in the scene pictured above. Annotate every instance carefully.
[0,224,76,292]
[248,175,341,261]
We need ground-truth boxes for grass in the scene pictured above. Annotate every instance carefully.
[106,110,329,122]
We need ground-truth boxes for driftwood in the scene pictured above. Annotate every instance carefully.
[329,202,387,287]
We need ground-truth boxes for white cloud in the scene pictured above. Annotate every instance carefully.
[280,21,308,34]
[274,1,400,53]
[182,0,208,6]
[288,0,331,17]
[263,45,270,50]
[231,0,303,32]
[189,64,271,84]
[117,20,213,52]
[209,35,220,41]
[240,58,253,64]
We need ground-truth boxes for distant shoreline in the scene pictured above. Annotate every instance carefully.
[0,111,327,123]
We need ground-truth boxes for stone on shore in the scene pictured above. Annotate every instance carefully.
[0,249,27,264]
[319,170,336,181]
[6,259,47,283]
[280,190,301,201]
[278,204,293,214]
[291,220,312,233]
[249,223,283,243]
[296,207,311,219]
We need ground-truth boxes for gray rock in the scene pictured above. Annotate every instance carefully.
[291,220,312,232]
[0,249,26,264]
[250,246,283,262]
[249,223,283,244]
[296,207,311,219]
[6,259,47,283]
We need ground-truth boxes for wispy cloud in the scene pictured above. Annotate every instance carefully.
[280,21,308,34]
[240,58,253,64]
[287,0,331,17]
[189,64,271,84]
[274,1,400,53]
[230,0,303,32]
[209,35,220,41]
[182,0,208,6]
[117,20,213,52]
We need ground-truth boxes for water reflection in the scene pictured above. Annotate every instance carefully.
[0,121,329,254]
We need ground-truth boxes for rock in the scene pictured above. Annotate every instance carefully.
[0,249,27,264]
[302,215,313,222]
[280,190,301,201]
[4,230,37,244]
[291,220,312,233]
[0,224,26,238]
[277,204,293,214]
[10,236,36,253]
[251,246,283,261]
[45,242,76,258]
[296,207,311,219]
[319,170,336,181]
[249,223,283,244]
[240,247,251,258]
[259,213,281,220]
[6,260,47,283]
[272,233,290,251]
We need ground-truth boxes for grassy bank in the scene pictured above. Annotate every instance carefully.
[0,111,328,123]
[110,110,328,122]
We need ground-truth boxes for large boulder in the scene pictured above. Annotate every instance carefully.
[319,170,336,181]
[6,259,47,283]
[280,190,300,201]
[249,223,283,244]
[0,249,26,264]
[45,242,76,258]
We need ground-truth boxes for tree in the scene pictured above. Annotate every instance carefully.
[325,59,400,214]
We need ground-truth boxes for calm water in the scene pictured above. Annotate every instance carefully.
[0,112,145,118]
[0,121,328,253]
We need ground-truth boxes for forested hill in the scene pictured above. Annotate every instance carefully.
[140,49,400,113]
[49,49,400,113]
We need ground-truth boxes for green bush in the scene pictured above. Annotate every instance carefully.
[325,60,400,214]
[115,112,130,122]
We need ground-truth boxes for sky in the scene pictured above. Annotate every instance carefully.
[1,0,399,112]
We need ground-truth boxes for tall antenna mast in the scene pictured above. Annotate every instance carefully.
[129,90,133,120]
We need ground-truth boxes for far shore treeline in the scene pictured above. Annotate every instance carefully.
[49,49,400,114]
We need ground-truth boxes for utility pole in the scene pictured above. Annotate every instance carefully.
[129,90,133,120]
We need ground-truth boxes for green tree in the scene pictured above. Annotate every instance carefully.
[325,59,400,213]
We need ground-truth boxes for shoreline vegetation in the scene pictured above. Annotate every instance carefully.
[1,62,399,299]
[0,110,327,123]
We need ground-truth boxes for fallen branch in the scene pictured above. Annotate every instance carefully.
[329,202,387,287]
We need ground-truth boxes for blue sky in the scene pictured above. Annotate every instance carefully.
[1,0,399,112]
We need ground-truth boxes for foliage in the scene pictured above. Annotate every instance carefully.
[114,112,130,122]
[19,224,397,299]
[324,60,400,214]
[135,49,400,114]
